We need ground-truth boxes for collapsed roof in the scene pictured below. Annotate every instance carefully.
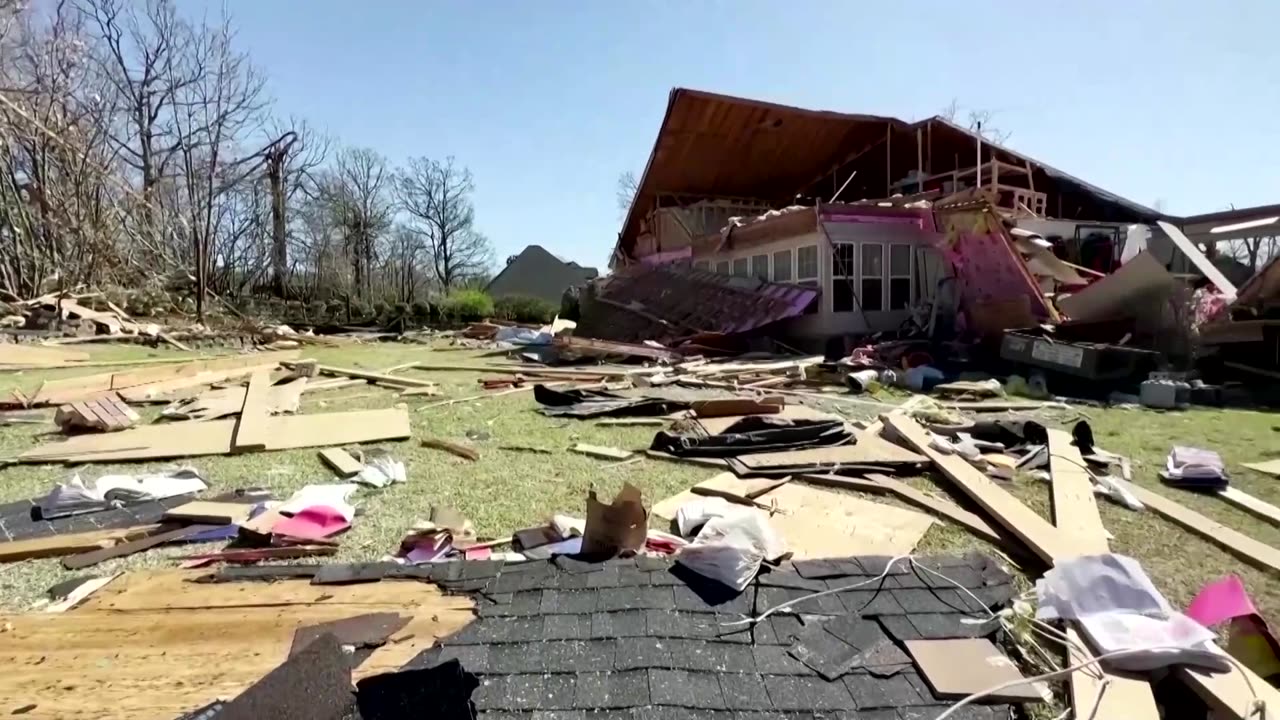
[617,88,1164,262]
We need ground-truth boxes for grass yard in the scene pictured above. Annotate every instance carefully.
[1,341,1279,629]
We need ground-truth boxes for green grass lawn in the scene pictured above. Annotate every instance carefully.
[1,341,1279,630]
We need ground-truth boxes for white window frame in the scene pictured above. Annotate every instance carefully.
[796,245,819,285]
[888,243,914,310]
[859,242,886,312]
[771,249,793,282]
[830,241,857,313]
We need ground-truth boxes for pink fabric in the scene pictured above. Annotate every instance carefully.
[1186,575,1258,628]
[273,505,350,541]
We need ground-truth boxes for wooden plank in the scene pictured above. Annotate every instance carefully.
[1046,428,1109,554]
[0,524,163,563]
[1218,486,1280,527]
[302,363,438,387]
[62,524,215,570]
[420,438,480,461]
[31,350,301,405]
[735,435,927,470]
[756,482,933,559]
[884,415,1072,563]
[802,473,1004,546]
[21,407,412,463]
[319,448,364,478]
[863,394,931,436]
[164,502,253,525]
[0,344,90,365]
[690,472,790,502]
[1176,661,1280,720]
[1243,459,1280,477]
[1158,221,1239,299]
[115,362,278,403]
[571,444,634,461]
[1125,481,1280,574]
[232,369,271,452]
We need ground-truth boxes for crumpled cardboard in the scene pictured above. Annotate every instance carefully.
[582,483,647,556]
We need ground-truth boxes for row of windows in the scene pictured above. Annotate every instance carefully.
[694,242,914,313]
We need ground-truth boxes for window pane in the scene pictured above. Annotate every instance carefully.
[831,243,855,278]
[732,257,749,277]
[861,278,884,311]
[861,243,884,278]
[833,278,856,312]
[797,246,819,279]
[772,250,792,282]
[751,254,769,280]
[890,244,912,276]
[693,260,710,271]
[890,277,911,310]
[715,261,730,274]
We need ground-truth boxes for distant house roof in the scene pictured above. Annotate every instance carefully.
[486,245,599,305]
[617,88,1162,261]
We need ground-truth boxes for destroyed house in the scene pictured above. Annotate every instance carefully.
[612,88,1211,338]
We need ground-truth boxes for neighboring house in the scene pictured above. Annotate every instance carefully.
[485,245,599,304]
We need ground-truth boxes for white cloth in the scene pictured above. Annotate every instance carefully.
[1037,554,1226,672]
[39,467,207,516]
[278,483,358,521]
[676,511,785,591]
[356,451,405,488]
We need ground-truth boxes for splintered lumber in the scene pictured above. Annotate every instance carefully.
[54,393,140,432]
[319,448,364,478]
[0,343,90,365]
[1124,481,1280,575]
[415,383,546,411]
[570,444,634,461]
[421,438,480,461]
[0,524,164,563]
[231,369,271,453]
[1217,486,1280,528]
[62,524,216,570]
[115,362,280,403]
[30,350,301,405]
[1046,428,1108,551]
[803,473,1003,546]
[863,394,931,436]
[20,407,411,463]
[884,415,1072,562]
[300,362,437,388]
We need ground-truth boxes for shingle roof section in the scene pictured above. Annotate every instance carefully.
[408,553,1019,717]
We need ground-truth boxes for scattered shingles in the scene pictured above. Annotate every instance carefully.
[544,614,592,641]
[787,623,860,680]
[647,569,683,586]
[791,558,862,579]
[752,615,805,646]
[909,613,994,640]
[573,670,650,709]
[648,669,726,710]
[406,642,491,673]
[460,559,505,579]
[764,675,857,711]
[718,674,773,711]
[613,637,673,671]
[876,615,922,643]
[542,590,600,615]
[757,587,843,616]
[480,591,544,617]
[554,556,604,574]
[756,571,828,592]
[596,585,675,612]
[666,639,756,673]
[475,675,547,711]
[892,588,958,615]
[838,588,905,616]
[488,644,545,674]
[856,556,910,576]
[616,565,651,587]
[751,646,812,675]
[586,565,622,588]
[476,616,546,644]
[972,584,1015,609]
[843,672,929,709]
[541,675,578,710]
[591,610,648,638]
[673,584,753,615]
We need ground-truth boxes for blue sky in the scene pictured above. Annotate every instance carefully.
[190,1,1279,270]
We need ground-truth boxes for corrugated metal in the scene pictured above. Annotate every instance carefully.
[620,89,897,257]
[574,265,820,343]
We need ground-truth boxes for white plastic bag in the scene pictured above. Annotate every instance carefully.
[675,511,785,591]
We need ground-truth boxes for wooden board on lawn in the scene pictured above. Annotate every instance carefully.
[319,448,364,478]
[755,481,933,559]
[0,524,163,563]
[1218,486,1280,527]
[1046,428,1109,554]
[0,344,90,366]
[1243,460,1280,477]
[691,472,790,502]
[1124,481,1280,574]
[734,434,927,470]
[20,407,411,463]
[802,473,1003,546]
[164,501,253,525]
[31,350,301,405]
[231,369,271,452]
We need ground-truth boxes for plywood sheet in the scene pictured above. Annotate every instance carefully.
[735,434,927,470]
[0,571,474,720]
[906,638,1042,701]
[21,407,412,463]
[691,472,789,502]
[755,481,933,559]
[804,473,1003,546]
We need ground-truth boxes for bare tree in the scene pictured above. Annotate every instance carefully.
[616,171,637,219]
[940,99,1011,144]
[395,155,493,288]
[314,146,392,301]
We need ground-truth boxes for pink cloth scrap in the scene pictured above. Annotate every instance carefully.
[273,505,350,542]
[1186,575,1258,628]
